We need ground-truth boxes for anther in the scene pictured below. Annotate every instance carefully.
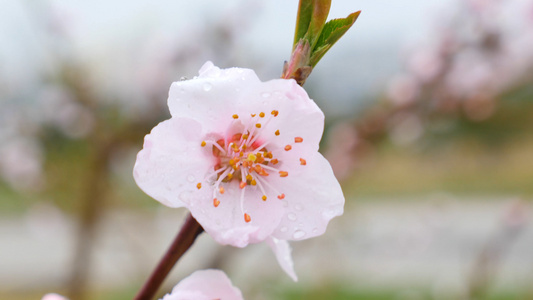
[251,179,257,186]
[213,198,220,207]
[262,195,267,201]
[219,187,225,194]
[300,158,307,165]
[284,145,292,151]
[255,123,261,128]
[232,114,239,119]
[246,174,253,181]
[271,110,279,117]
[277,194,285,200]
[294,137,303,143]
[201,141,206,147]
[259,112,265,118]
[279,171,288,177]
[271,159,279,165]
[240,181,247,189]
[275,130,280,136]
[251,113,256,117]
[196,183,202,189]
[244,213,251,223]
[227,173,233,180]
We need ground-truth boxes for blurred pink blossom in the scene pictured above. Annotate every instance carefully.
[161,269,243,300]
[134,62,344,280]
[41,293,68,300]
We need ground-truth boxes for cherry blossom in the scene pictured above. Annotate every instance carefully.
[160,269,243,300]
[134,62,344,280]
[41,294,68,300]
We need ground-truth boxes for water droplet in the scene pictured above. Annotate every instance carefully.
[322,210,337,219]
[287,213,297,221]
[293,230,306,239]
[295,204,303,211]
[180,76,188,81]
[280,226,288,232]
[312,228,319,234]
[261,92,271,98]
[179,191,192,202]
[187,175,195,182]
[203,83,212,91]
[282,200,288,207]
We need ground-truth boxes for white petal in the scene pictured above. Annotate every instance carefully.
[133,118,215,208]
[161,269,244,300]
[266,237,297,281]
[271,152,345,241]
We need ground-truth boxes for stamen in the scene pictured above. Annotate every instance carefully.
[275,130,280,136]
[262,195,267,201]
[244,213,251,223]
[255,123,261,128]
[259,112,265,118]
[279,171,288,177]
[219,187,225,194]
[233,114,239,119]
[240,181,247,189]
[201,141,207,147]
[284,145,292,151]
[271,158,279,165]
[294,137,303,143]
[277,193,285,200]
[213,198,220,207]
[271,110,279,117]
[196,183,202,189]
[300,158,307,165]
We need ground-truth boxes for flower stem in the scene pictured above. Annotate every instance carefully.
[134,214,204,300]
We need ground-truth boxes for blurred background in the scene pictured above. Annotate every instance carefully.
[1,0,533,299]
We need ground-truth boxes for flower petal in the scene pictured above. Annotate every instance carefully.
[189,182,285,247]
[271,151,344,241]
[266,237,298,281]
[42,294,68,300]
[161,269,244,300]
[133,118,215,208]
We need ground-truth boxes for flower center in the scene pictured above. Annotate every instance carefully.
[197,110,306,223]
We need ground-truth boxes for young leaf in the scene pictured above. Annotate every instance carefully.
[293,0,332,50]
[310,10,361,67]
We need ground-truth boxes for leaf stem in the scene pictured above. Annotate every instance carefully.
[134,214,204,300]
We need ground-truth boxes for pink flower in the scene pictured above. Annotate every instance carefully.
[134,62,344,280]
[161,269,243,300]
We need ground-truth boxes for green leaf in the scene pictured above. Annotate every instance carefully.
[310,10,361,66]
[293,0,331,50]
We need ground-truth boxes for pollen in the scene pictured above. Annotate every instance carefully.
[244,213,251,223]
[259,112,265,118]
[262,195,267,201]
[300,158,307,165]
[275,130,280,136]
[201,141,206,147]
[295,137,303,143]
[284,145,292,151]
[247,153,257,162]
[279,171,288,177]
[213,198,220,207]
[196,183,202,189]
[232,114,239,119]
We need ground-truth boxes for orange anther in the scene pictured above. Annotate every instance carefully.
[239,181,247,189]
[284,145,292,151]
[219,187,225,194]
[294,137,303,143]
[201,141,206,147]
[271,158,279,165]
[300,158,307,165]
[262,195,267,201]
[213,198,220,207]
[251,179,257,186]
[279,171,288,177]
[275,130,280,136]
[246,174,253,181]
[265,152,273,159]
[227,173,233,180]
[196,183,202,189]
[255,123,261,128]
[254,165,262,173]
[277,194,285,200]
[271,110,279,117]
[251,113,256,117]
[259,112,265,118]
[244,213,251,223]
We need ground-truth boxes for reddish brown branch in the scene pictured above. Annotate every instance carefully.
[134,214,204,300]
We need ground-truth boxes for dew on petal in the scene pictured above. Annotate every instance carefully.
[294,204,303,211]
[293,230,306,239]
[280,226,288,232]
[312,228,319,234]
[187,175,196,182]
[203,83,213,91]
[287,213,297,221]
[261,92,271,98]
[179,191,192,202]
